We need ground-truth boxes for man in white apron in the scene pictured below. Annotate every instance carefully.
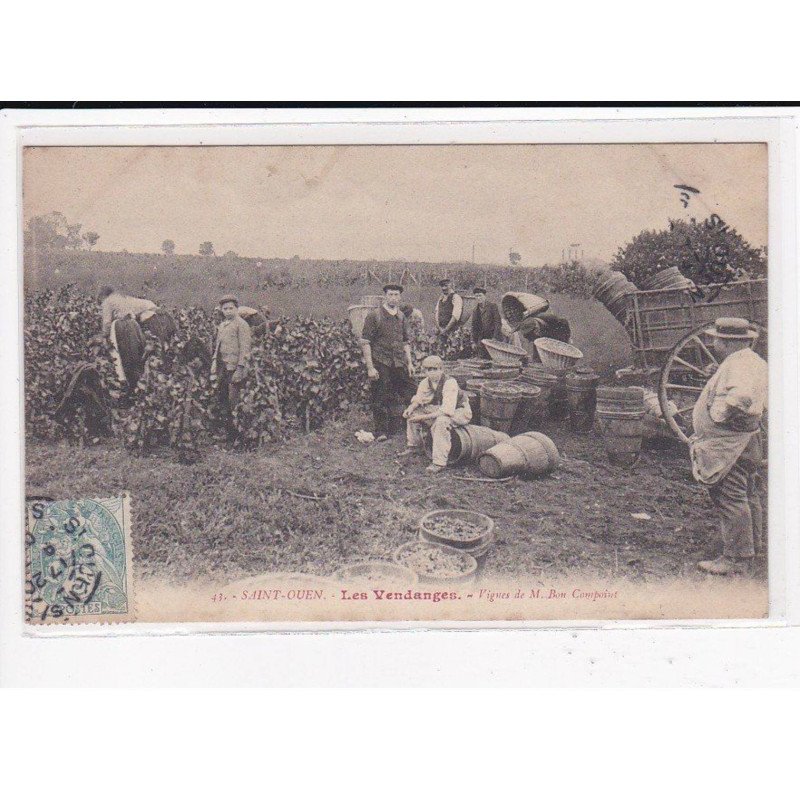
[690,318,767,576]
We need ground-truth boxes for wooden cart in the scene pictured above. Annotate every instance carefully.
[620,278,767,443]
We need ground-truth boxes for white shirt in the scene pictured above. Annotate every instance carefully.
[411,375,461,417]
[101,293,157,335]
[435,293,463,327]
[704,346,768,424]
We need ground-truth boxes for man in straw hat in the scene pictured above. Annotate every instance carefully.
[400,355,473,473]
[690,317,767,576]
[360,284,415,441]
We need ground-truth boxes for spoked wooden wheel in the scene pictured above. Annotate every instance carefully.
[658,322,767,443]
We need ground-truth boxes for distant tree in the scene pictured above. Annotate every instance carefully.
[199,241,215,256]
[82,231,100,250]
[509,250,521,265]
[224,250,238,258]
[611,216,767,287]
[24,212,83,250]
[161,239,176,256]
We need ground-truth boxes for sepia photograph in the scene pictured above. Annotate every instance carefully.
[20,139,771,624]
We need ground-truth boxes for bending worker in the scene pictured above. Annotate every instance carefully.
[690,317,768,576]
[98,285,176,341]
[401,355,473,473]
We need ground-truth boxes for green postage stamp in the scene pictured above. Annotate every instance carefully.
[25,495,135,624]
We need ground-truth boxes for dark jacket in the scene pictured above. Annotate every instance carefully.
[471,301,502,344]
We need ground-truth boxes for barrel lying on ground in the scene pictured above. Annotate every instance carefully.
[479,431,559,478]
[424,424,509,466]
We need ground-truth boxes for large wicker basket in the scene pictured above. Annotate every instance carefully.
[482,338,528,366]
[533,337,584,371]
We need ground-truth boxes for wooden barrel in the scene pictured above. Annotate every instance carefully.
[596,386,645,415]
[424,424,509,465]
[447,367,474,390]
[595,410,645,467]
[483,366,520,381]
[510,384,543,434]
[640,266,695,292]
[479,431,559,478]
[521,431,560,470]
[592,272,638,323]
[347,305,372,338]
[480,383,524,434]
[566,367,599,431]
[465,390,481,425]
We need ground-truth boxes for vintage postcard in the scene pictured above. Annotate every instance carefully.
[19,136,775,626]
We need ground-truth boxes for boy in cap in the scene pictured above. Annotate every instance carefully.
[360,284,415,441]
[470,287,502,357]
[401,355,473,473]
[212,294,252,445]
[690,317,768,575]
[434,278,463,339]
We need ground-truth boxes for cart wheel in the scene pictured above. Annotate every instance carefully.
[659,321,767,443]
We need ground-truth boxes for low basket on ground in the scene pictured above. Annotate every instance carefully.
[334,561,418,586]
[534,337,583,371]
[393,540,479,585]
[419,509,494,549]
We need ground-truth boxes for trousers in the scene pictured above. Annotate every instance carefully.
[406,404,472,466]
[371,362,412,436]
[217,367,242,442]
[707,455,765,559]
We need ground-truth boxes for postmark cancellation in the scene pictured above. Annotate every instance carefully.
[25,494,135,624]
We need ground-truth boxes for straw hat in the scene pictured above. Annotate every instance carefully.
[704,317,758,340]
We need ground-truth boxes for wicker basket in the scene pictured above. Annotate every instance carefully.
[533,337,584,371]
[482,338,528,366]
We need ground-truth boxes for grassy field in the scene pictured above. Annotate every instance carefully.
[27,408,756,590]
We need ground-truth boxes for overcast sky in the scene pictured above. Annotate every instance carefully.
[23,144,767,265]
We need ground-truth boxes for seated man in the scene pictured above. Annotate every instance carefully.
[400,355,472,473]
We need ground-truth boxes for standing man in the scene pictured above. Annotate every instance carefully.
[212,294,252,445]
[434,278,463,339]
[470,287,503,357]
[690,318,768,576]
[401,355,473,473]
[360,284,415,441]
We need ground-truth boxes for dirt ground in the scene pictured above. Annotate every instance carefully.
[25,408,767,587]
